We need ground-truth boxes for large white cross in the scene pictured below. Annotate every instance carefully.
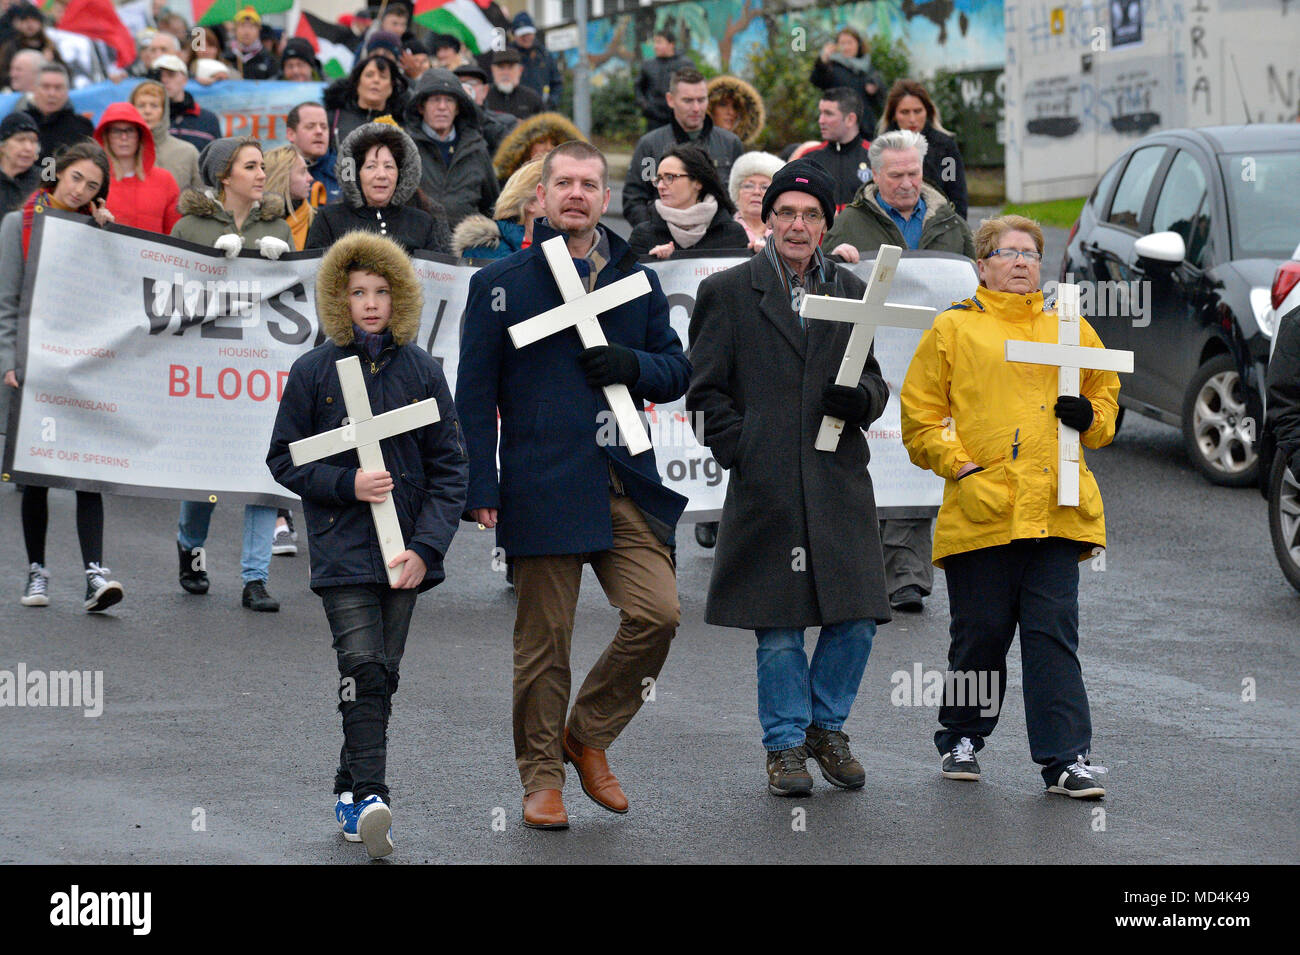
[507,235,654,455]
[1004,283,1134,506]
[288,355,442,586]
[799,244,937,452]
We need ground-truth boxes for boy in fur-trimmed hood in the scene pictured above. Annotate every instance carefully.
[266,231,468,859]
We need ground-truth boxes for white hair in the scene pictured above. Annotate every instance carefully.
[149,32,181,52]
[868,128,928,173]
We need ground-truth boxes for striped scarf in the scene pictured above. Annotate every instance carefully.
[763,239,834,324]
[21,190,87,260]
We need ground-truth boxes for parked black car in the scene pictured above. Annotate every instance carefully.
[1262,302,1300,593]
[1061,124,1300,486]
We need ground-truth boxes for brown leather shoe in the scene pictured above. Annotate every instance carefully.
[562,729,629,813]
[522,789,568,830]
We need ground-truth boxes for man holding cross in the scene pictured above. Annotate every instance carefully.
[900,215,1121,798]
[455,140,690,830]
[267,232,469,857]
[686,159,891,797]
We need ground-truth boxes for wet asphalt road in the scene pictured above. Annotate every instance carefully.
[1,207,1295,865]
[1,405,1296,865]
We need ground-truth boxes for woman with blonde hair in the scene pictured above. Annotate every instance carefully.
[452,157,544,260]
[263,145,317,250]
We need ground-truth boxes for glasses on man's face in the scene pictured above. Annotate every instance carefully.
[652,172,690,186]
[773,208,824,224]
[739,181,768,193]
[989,248,1042,262]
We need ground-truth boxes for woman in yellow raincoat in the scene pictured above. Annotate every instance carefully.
[900,214,1120,798]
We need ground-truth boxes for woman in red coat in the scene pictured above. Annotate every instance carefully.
[92,102,180,234]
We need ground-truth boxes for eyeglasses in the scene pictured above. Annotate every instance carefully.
[652,172,691,186]
[106,126,137,137]
[739,181,768,193]
[989,248,1043,262]
[773,208,824,224]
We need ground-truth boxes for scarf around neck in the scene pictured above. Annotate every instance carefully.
[830,51,874,76]
[352,325,394,360]
[655,194,718,249]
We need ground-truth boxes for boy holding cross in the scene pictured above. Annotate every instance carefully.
[267,232,468,857]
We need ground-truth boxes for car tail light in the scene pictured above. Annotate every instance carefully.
[1272,262,1300,310]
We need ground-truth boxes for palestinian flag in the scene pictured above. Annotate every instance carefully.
[188,0,294,27]
[414,0,497,55]
[291,7,356,78]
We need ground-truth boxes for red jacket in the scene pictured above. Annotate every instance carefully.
[93,102,180,235]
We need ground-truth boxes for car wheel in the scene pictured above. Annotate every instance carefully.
[1181,353,1259,487]
[1267,453,1300,594]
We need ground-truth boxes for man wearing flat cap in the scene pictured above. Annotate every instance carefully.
[485,47,543,120]
[686,158,891,798]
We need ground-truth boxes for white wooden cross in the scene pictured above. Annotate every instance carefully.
[799,244,937,452]
[1005,283,1134,506]
[507,235,654,455]
[288,355,441,586]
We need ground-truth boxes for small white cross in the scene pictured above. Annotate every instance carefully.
[288,355,442,586]
[508,235,654,455]
[1004,283,1134,506]
[799,245,937,452]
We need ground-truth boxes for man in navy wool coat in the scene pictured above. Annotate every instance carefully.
[455,140,690,831]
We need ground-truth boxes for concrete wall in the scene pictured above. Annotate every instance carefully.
[1004,0,1297,202]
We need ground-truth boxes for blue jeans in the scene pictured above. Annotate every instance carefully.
[320,584,418,804]
[754,618,876,752]
[177,501,276,583]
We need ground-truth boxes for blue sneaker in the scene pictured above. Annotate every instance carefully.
[342,794,393,858]
[335,792,353,830]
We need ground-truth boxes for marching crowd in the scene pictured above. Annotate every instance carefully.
[1,6,1131,855]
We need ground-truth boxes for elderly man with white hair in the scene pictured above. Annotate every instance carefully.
[129,29,180,77]
[824,127,975,616]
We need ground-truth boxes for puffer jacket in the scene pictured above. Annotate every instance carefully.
[266,231,468,593]
[92,101,181,234]
[170,188,292,248]
[403,69,498,226]
[168,90,222,153]
[900,286,1122,566]
[825,181,974,258]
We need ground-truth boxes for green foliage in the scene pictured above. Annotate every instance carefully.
[868,34,912,93]
[1002,197,1088,229]
[746,38,822,152]
[589,70,644,150]
[927,69,964,132]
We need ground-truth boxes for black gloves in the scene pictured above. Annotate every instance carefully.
[821,380,873,425]
[1055,395,1094,433]
[578,345,640,389]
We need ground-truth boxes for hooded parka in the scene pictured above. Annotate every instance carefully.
[900,286,1121,567]
[706,75,765,146]
[170,188,292,247]
[92,102,181,234]
[491,110,583,183]
[403,68,498,227]
[304,120,450,255]
[266,231,468,592]
[686,254,892,629]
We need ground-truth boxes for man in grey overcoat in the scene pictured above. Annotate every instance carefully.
[686,159,892,797]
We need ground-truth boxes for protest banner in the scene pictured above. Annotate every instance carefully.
[2,213,974,520]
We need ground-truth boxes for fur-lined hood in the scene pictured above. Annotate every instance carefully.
[708,75,765,145]
[177,188,287,221]
[338,121,422,209]
[492,111,584,182]
[315,231,423,347]
[452,213,503,256]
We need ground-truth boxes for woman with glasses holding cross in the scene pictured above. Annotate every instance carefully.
[627,144,748,259]
[900,214,1121,799]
